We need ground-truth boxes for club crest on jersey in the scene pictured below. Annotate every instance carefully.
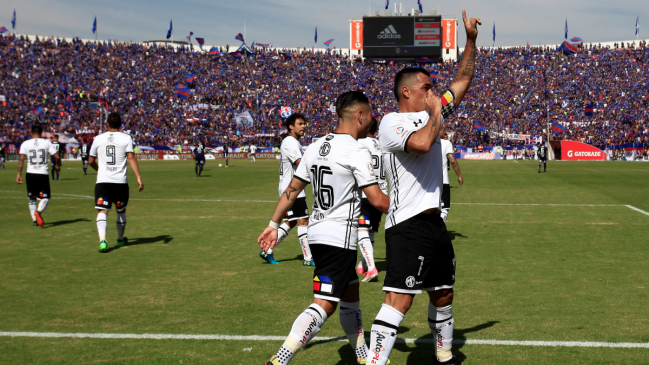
[108,134,114,142]
[313,275,333,294]
[319,142,331,156]
[396,127,408,137]
[372,139,380,150]
[325,135,334,141]
[359,215,370,225]
[367,162,375,176]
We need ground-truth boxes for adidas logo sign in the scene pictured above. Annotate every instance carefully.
[378,25,401,39]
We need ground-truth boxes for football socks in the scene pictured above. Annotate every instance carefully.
[28,199,37,222]
[96,212,107,242]
[268,223,293,254]
[297,225,312,261]
[83,165,87,174]
[441,208,449,222]
[116,213,126,241]
[368,304,404,365]
[358,230,376,272]
[339,300,369,360]
[37,198,49,213]
[273,303,328,364]
[429,303,454,362]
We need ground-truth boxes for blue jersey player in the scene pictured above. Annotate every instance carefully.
[80,141,91,175]
[193,142,206,177]
[538,143,548,173]
[51,134,64,180]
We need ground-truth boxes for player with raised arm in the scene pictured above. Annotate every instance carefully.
[367,10,480,365]
[51,134,64,181]
[537,142,548,173]
[16,125,61,227]
[89,112,144,253]
[356,116,388,283]
[259,113,314,266]
[258,91,389,365]
[440,128,463,222]
[193,141,206,177]
[80,140,91,175]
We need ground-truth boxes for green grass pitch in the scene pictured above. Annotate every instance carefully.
[0,159,648,364]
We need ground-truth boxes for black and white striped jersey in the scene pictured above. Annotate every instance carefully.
[294,133,378,250]
[379,111,444,230]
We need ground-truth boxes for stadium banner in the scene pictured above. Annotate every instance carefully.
[234,111,254,128]
[442,19,455,49]
[156,152,280,160]
[350,20,363,50]
[489,132,537,141]
[461,152,496,160]
[561,141,606,161]
[136,154,161,161]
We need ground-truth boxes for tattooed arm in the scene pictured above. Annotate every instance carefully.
[449,9,482,106]
[447,153,464,186]
[258,177,308,251]
[16,154,25,184]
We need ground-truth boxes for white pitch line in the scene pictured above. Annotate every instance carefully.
[625,205,649,217]
[0,331,647,348]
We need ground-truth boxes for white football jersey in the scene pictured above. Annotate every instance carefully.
[250,145,257,153]
[441,138,454,185]
[19,138,58,175]
[359,137,388,197]
[379,111,444,230]
[90,131,134,184]
[294,133,378,250]
[278,136,306,198]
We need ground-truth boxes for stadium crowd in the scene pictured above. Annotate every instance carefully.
[0,33,647,150]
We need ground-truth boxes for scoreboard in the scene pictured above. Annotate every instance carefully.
[362,16,442,59]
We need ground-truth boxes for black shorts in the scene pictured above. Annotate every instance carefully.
[195,156,206,165]
[82,157,89,164]
[383,213,456,294]
[441,184,451,210]
[310,244,359,302]
[359,198,383,232]
[95,183,129,212]
[285,197,309,221]
[539,158,547,163]
[26,173,51,199]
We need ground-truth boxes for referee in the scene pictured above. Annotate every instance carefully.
[367,10,481,365]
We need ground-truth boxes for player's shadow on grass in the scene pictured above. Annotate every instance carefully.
[105,235,173,252]
[395,320,500,364]
[276,254,303,263]
[448,231,468,241]
[45,218,91,227]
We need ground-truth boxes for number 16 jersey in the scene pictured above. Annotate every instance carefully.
[90,131,134,184]
[294,133,378,250]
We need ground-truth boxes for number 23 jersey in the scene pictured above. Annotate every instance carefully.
[90,131,134,184]
[294,133,378,250]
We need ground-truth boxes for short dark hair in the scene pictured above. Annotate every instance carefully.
[31,124,43,135]
[107,112,122,129]
[335,91,370,118]
[54,134,59,139]
[369,116,379,135]
[393,67,430,102]
[284,113,306,130]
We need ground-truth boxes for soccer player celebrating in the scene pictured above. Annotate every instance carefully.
[258,91,389,365]
[16,125,61,227]
[89,112,144,253]
[51,134,64,181]
[259,113,314,266]
[537,142,548,173]
[80,139,91,175]
[356,116,388,282]
[193,141,206,177]
[367,10,480,365]
[440,127,463,222]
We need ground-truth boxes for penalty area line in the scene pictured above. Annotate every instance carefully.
[625,205,649,216]
[0,331,648,348]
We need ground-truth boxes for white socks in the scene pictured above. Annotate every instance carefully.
[275,303,328,365]
[441,208,450,222]
[268,222,292,254]
[29,200,37,221]
[429,303,454,361]
[97,212,107,241]
[340,300,369,360]
[358,230,376,271]
[116,213,126,240]
[368,304,404,365]
[37,198,49,212]
[298,225,312,261]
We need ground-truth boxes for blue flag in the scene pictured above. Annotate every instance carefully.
[314,26,317,43]
[11,9,15,29]
[167,19,173,39]
[636,15,640,36]
[418,0,422,13]
[92,16,97,34]
[385,0,389,10]
[492,23,496,43]
[565,19,568,40]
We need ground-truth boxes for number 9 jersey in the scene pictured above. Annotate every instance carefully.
[294,133,378,250]
[90,131,134,184]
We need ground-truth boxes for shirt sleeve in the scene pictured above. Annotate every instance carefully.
[293,149,310,184]
[48,141,58,156]
[350,145,379,189]
[379,113,425,153]
[125,136,134,153]
[89,139,98,157]
[282,139,302,164]
[19,142,26,155]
